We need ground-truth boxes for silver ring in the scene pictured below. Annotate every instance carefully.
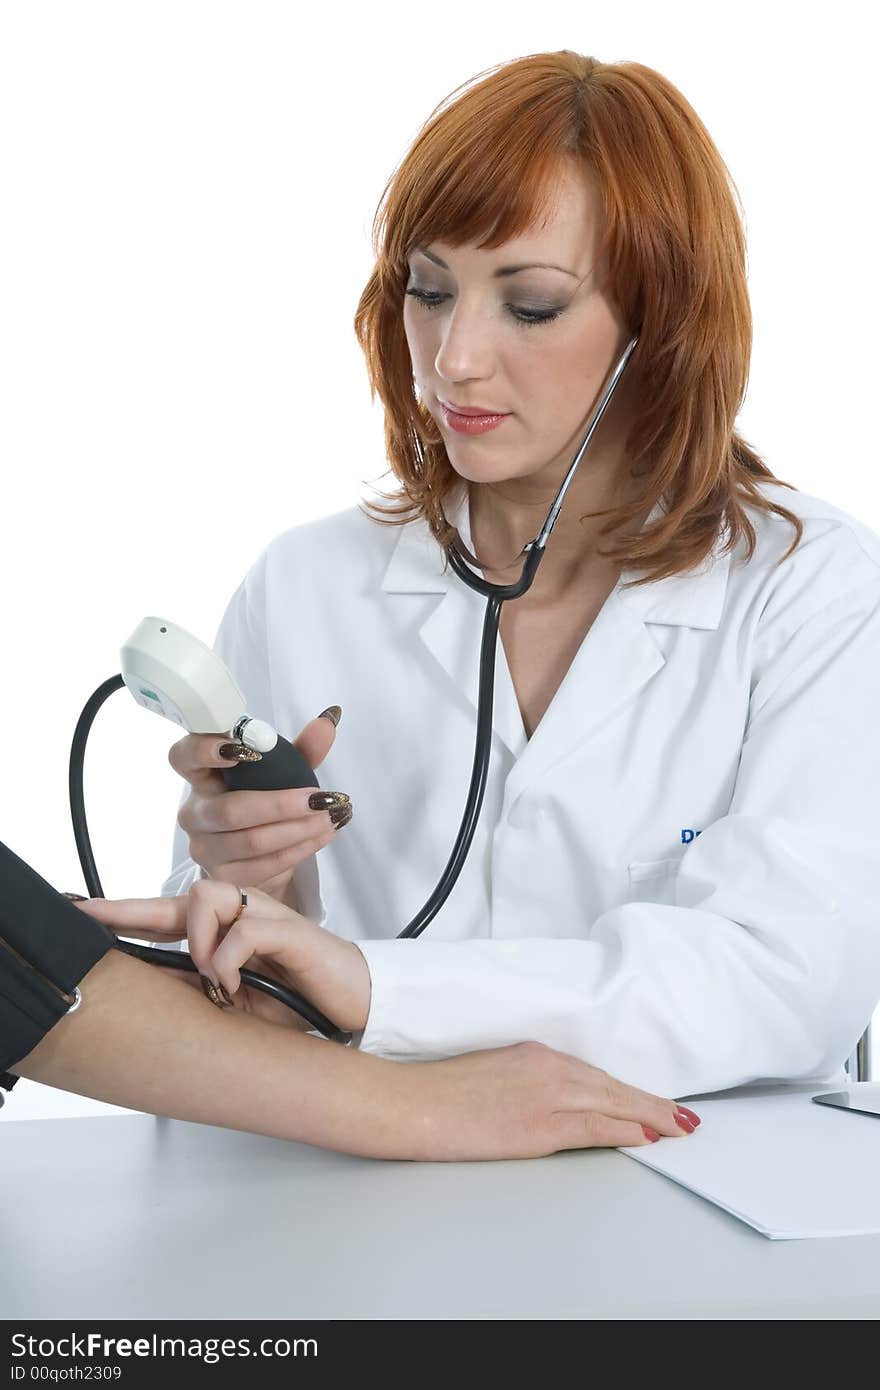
[66,986,83,1015]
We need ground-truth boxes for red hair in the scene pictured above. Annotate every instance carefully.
[353,49,802,588]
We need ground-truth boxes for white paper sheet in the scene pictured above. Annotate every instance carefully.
[618,1081,880,1239]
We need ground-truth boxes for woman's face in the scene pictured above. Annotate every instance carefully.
[403,162,635,495]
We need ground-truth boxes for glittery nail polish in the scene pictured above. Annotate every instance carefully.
[200,974,224,1008]
[308,791,351,811]
[317,705,342,727]
[218,742,262,763]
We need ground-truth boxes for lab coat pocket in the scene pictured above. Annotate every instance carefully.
[626,857,681,903]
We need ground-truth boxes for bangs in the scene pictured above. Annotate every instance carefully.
[386,88,587,268]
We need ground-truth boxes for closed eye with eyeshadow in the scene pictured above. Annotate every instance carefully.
[405,286,564,327]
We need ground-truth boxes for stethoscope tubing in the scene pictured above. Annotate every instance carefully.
[401,332,640,932]
[71,335,640,1040]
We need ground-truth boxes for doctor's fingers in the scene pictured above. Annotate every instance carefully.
[72,895,189,942]
[184,877,295,983]
[199,916,316,1001]
[167,733,250,792]
[185,815,339,884]
[178,784,350,837]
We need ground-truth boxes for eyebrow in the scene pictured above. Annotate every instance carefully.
[413,246,579,279]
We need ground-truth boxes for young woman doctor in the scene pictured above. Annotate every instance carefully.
[74,51,880,1117]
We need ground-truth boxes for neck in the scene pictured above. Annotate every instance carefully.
[462,365,652,603]
[467,464,645,605]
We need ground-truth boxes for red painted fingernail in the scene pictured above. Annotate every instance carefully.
[641,1125,661,1142]
[676,1105,701,1127]
[675,1115,696,1134]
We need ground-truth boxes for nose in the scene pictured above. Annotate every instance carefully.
[432,296,497,386]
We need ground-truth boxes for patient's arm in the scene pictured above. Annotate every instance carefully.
[2,839,693,1158]
[10,945,694,1162]
[10,946,418,1158]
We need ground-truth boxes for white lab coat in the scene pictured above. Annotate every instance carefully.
[161,478,880,1098]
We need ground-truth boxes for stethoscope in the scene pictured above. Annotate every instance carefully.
[399,332,640,939]
[70,334,639,1042]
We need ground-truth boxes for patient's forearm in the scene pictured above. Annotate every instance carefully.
[11,946,414,1157]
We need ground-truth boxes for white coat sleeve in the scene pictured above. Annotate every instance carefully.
[353,572,880,1098]
[158,547,325,927]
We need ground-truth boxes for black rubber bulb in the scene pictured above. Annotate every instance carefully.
[220,732,320,794]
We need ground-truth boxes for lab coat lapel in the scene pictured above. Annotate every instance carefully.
[508,527,732,803]
[504,582,666,802]
[379,486,732,797]
[379,485,528,759]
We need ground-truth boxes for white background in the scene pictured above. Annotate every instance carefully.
[1,0,877,1121]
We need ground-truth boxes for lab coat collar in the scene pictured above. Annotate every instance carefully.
[379,482,733,798]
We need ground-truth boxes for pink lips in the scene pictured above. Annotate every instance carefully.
[441,399,508,417]
[440,401,510,435]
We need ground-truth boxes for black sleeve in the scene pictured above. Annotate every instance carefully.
[0,838,116,1092]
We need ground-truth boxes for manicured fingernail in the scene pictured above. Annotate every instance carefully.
[641,1126,661,1142]
[308,791,350,811]
[676,1105,701,1127]
[217,982,232,1005]
[317,705,342,727]
[330,804,353,829]
[218,742,262,763]
[200,974,225,1008]
[675,1114,696,1134]
[62,892,88,901]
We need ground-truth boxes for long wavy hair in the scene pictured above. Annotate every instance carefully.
[353,49,802,589]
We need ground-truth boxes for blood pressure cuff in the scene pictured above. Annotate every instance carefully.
[0,837,116,1094]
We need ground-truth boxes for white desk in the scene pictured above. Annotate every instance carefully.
[2,1112,879,1319]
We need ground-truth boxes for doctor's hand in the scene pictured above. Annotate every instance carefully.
[73,880,370,1034]
[168,710,352,905]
